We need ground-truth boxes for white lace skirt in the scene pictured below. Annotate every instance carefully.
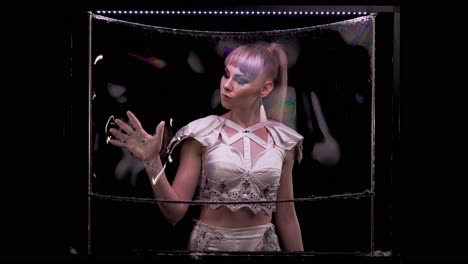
[188,220,280,252]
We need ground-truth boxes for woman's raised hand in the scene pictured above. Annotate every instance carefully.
[108,111,165,162]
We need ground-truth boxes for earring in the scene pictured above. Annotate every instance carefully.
[259,98,267,122]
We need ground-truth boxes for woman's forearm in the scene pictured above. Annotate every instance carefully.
[144,156,187,225]
[276,212,304,251]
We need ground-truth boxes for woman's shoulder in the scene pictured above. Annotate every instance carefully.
[265,120,304,163]
[175,115,224,143]
[265,120,304,149]
[163,115,224,156]
[265,120,303,138]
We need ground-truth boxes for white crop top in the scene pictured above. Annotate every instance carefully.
[163,115,303,215]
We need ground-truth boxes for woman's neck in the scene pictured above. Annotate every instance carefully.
[226,108,261,128]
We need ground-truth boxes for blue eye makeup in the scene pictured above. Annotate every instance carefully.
[223,67,249,85]
[234,75,249,84]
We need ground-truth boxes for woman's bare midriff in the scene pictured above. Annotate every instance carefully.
[198,205,272,228]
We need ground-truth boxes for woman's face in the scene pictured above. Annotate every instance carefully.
[220,64,265,110]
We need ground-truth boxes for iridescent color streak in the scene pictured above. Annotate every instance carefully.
[352,22,372,51]
[338,17,373,55]
[264,86,297,130]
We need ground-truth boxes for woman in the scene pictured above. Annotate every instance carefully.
[109,42,304,252]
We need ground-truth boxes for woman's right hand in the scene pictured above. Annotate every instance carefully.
[108,111,165,162]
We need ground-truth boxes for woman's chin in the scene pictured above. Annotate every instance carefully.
[220,101,231,110]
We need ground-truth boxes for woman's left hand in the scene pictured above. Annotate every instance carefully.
[108,111,165,162]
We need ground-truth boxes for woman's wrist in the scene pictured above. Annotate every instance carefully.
[143,154,160,164]
[143,155,166,186]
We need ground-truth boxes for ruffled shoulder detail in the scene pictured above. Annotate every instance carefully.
[162,115,224,157]
[264,120,304,163]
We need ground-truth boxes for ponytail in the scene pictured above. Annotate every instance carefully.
[264,43,289,122]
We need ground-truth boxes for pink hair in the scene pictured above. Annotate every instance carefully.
[225,42,288,121]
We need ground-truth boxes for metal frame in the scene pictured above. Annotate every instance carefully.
[85,5,400,257]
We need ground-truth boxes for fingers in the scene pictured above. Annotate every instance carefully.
[109,127,129,142]
[127,111,143,131]
[108,138,127,148]
[156,121,165,142]
[114,118,134,135]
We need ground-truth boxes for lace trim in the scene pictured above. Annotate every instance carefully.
[189,221,280,252]
[257,224,281,251]
[189,224,224,252]
[198,177,277,215]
